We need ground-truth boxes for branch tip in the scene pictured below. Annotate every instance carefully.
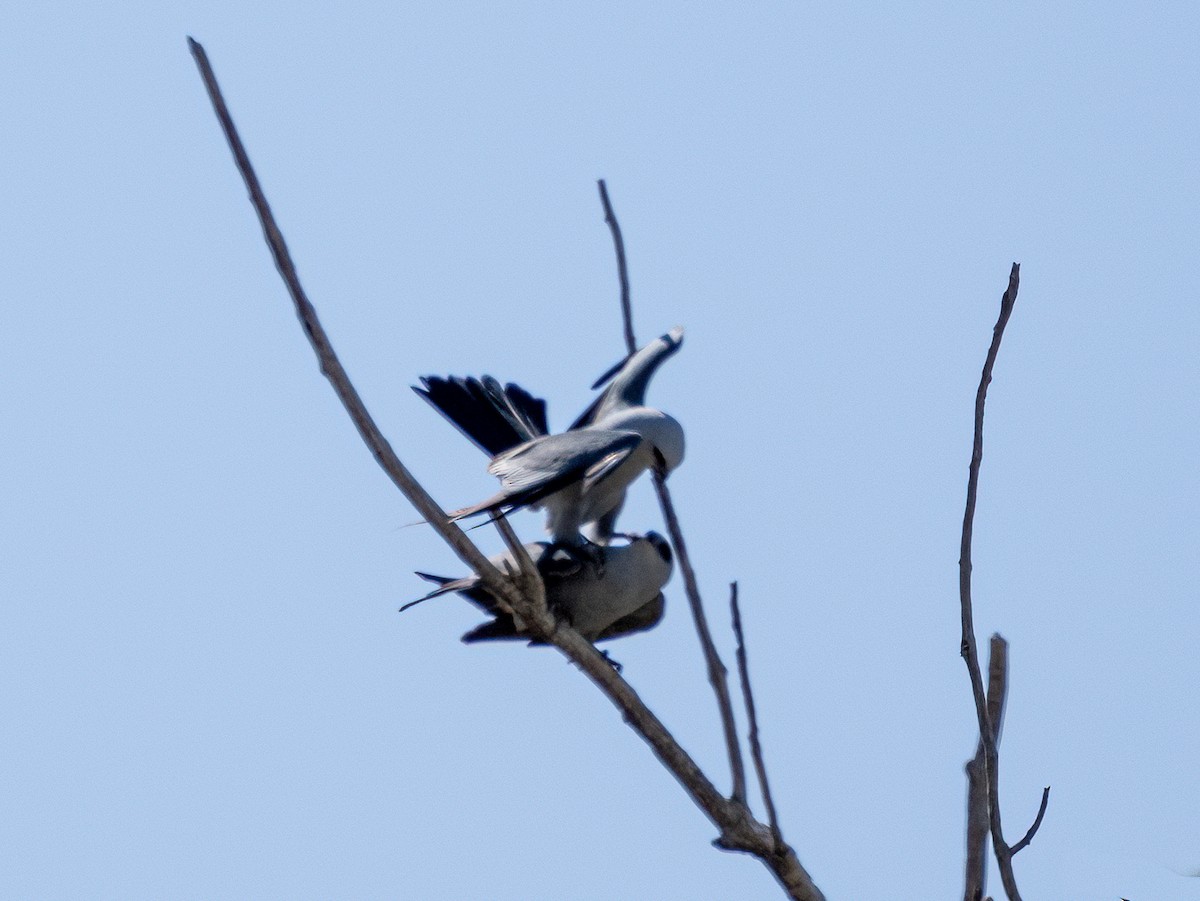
[1009,787,1051,856]
[731,582,783,847]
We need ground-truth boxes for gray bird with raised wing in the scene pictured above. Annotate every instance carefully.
[403,531,673,643]
[415,327,684,546]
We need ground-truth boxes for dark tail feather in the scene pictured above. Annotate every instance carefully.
[413,376,525,456]
[504,382,549,436]
[481,376,548,443]
[414,375,547,456]
[447,492,512,523]
[400,572,458,611]
[461,617,523,642]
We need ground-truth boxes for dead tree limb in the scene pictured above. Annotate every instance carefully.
[957,264,1049,901]
[731,582,784,851]
[597,179,636,356]
[653,474,749,805]
[1010,787,1051,856]
[596,183,749,806]
[191,38,823,901]
[963,634,1009,901]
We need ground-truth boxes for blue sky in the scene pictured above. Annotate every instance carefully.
[3,3,1198,899]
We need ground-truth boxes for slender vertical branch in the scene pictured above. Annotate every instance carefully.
[597,179,637,355]
[963,634,1009,901]
[730,582,783,849]
[958,263,1029,901]
[597,182,747,803]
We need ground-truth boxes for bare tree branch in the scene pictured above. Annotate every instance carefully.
[653,469,748,805]
[493,515,545,624]
[958,263,1046,901]
[597,179,637,355]
[595,183,748,805]
[963,759,987,901]
[593,181,816,896]
[1010,787,1051,856]
[963,635,1009,901]
[984,634,1008,746]
[730,582,783,851]
[187,37,515,605]
[191,39,824,901]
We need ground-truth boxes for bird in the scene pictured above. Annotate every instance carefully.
[403,531,673,644]
[414,327,684,547]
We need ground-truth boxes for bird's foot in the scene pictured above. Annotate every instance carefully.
[599,650,623,673]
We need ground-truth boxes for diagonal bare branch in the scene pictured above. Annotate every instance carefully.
[730,582,783,850]
[191,40,823,901]
[187,36,511,603]
[653,468,747,805]
[492,515,545,623]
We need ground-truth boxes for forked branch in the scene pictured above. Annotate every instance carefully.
[192,38,823,901]
[957,265,1049,901]
[731,582,784,851]
[597,181,749,807]
[963,634,1009,901]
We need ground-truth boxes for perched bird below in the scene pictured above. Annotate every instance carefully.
[403,532,673,644]
[415,327,684,546]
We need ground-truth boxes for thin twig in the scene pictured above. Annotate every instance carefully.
[596,183,747,804]
[493,515,545,624]
[547,623,823,900]
[192,40,823,901]
[958,263,1029,901]
[597,179,637,355]
[1010,787,1051,856]
[730,582,783,850]
[594,181,813,894]
[653,474,747,805]
[963,635,1009,901]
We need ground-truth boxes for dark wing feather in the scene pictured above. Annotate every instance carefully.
[480,376,548,442]
[460,617,523,643]
[415,375,545,456]
[595,592,666,641]
[403,571,495,612]
[447,431,641,520]
[505,382,549,435]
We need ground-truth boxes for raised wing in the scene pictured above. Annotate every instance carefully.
[569,326,683,429]
[414,375,549,457]
[463,429,642,511]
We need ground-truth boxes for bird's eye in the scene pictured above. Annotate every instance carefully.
[650,535,672,563]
